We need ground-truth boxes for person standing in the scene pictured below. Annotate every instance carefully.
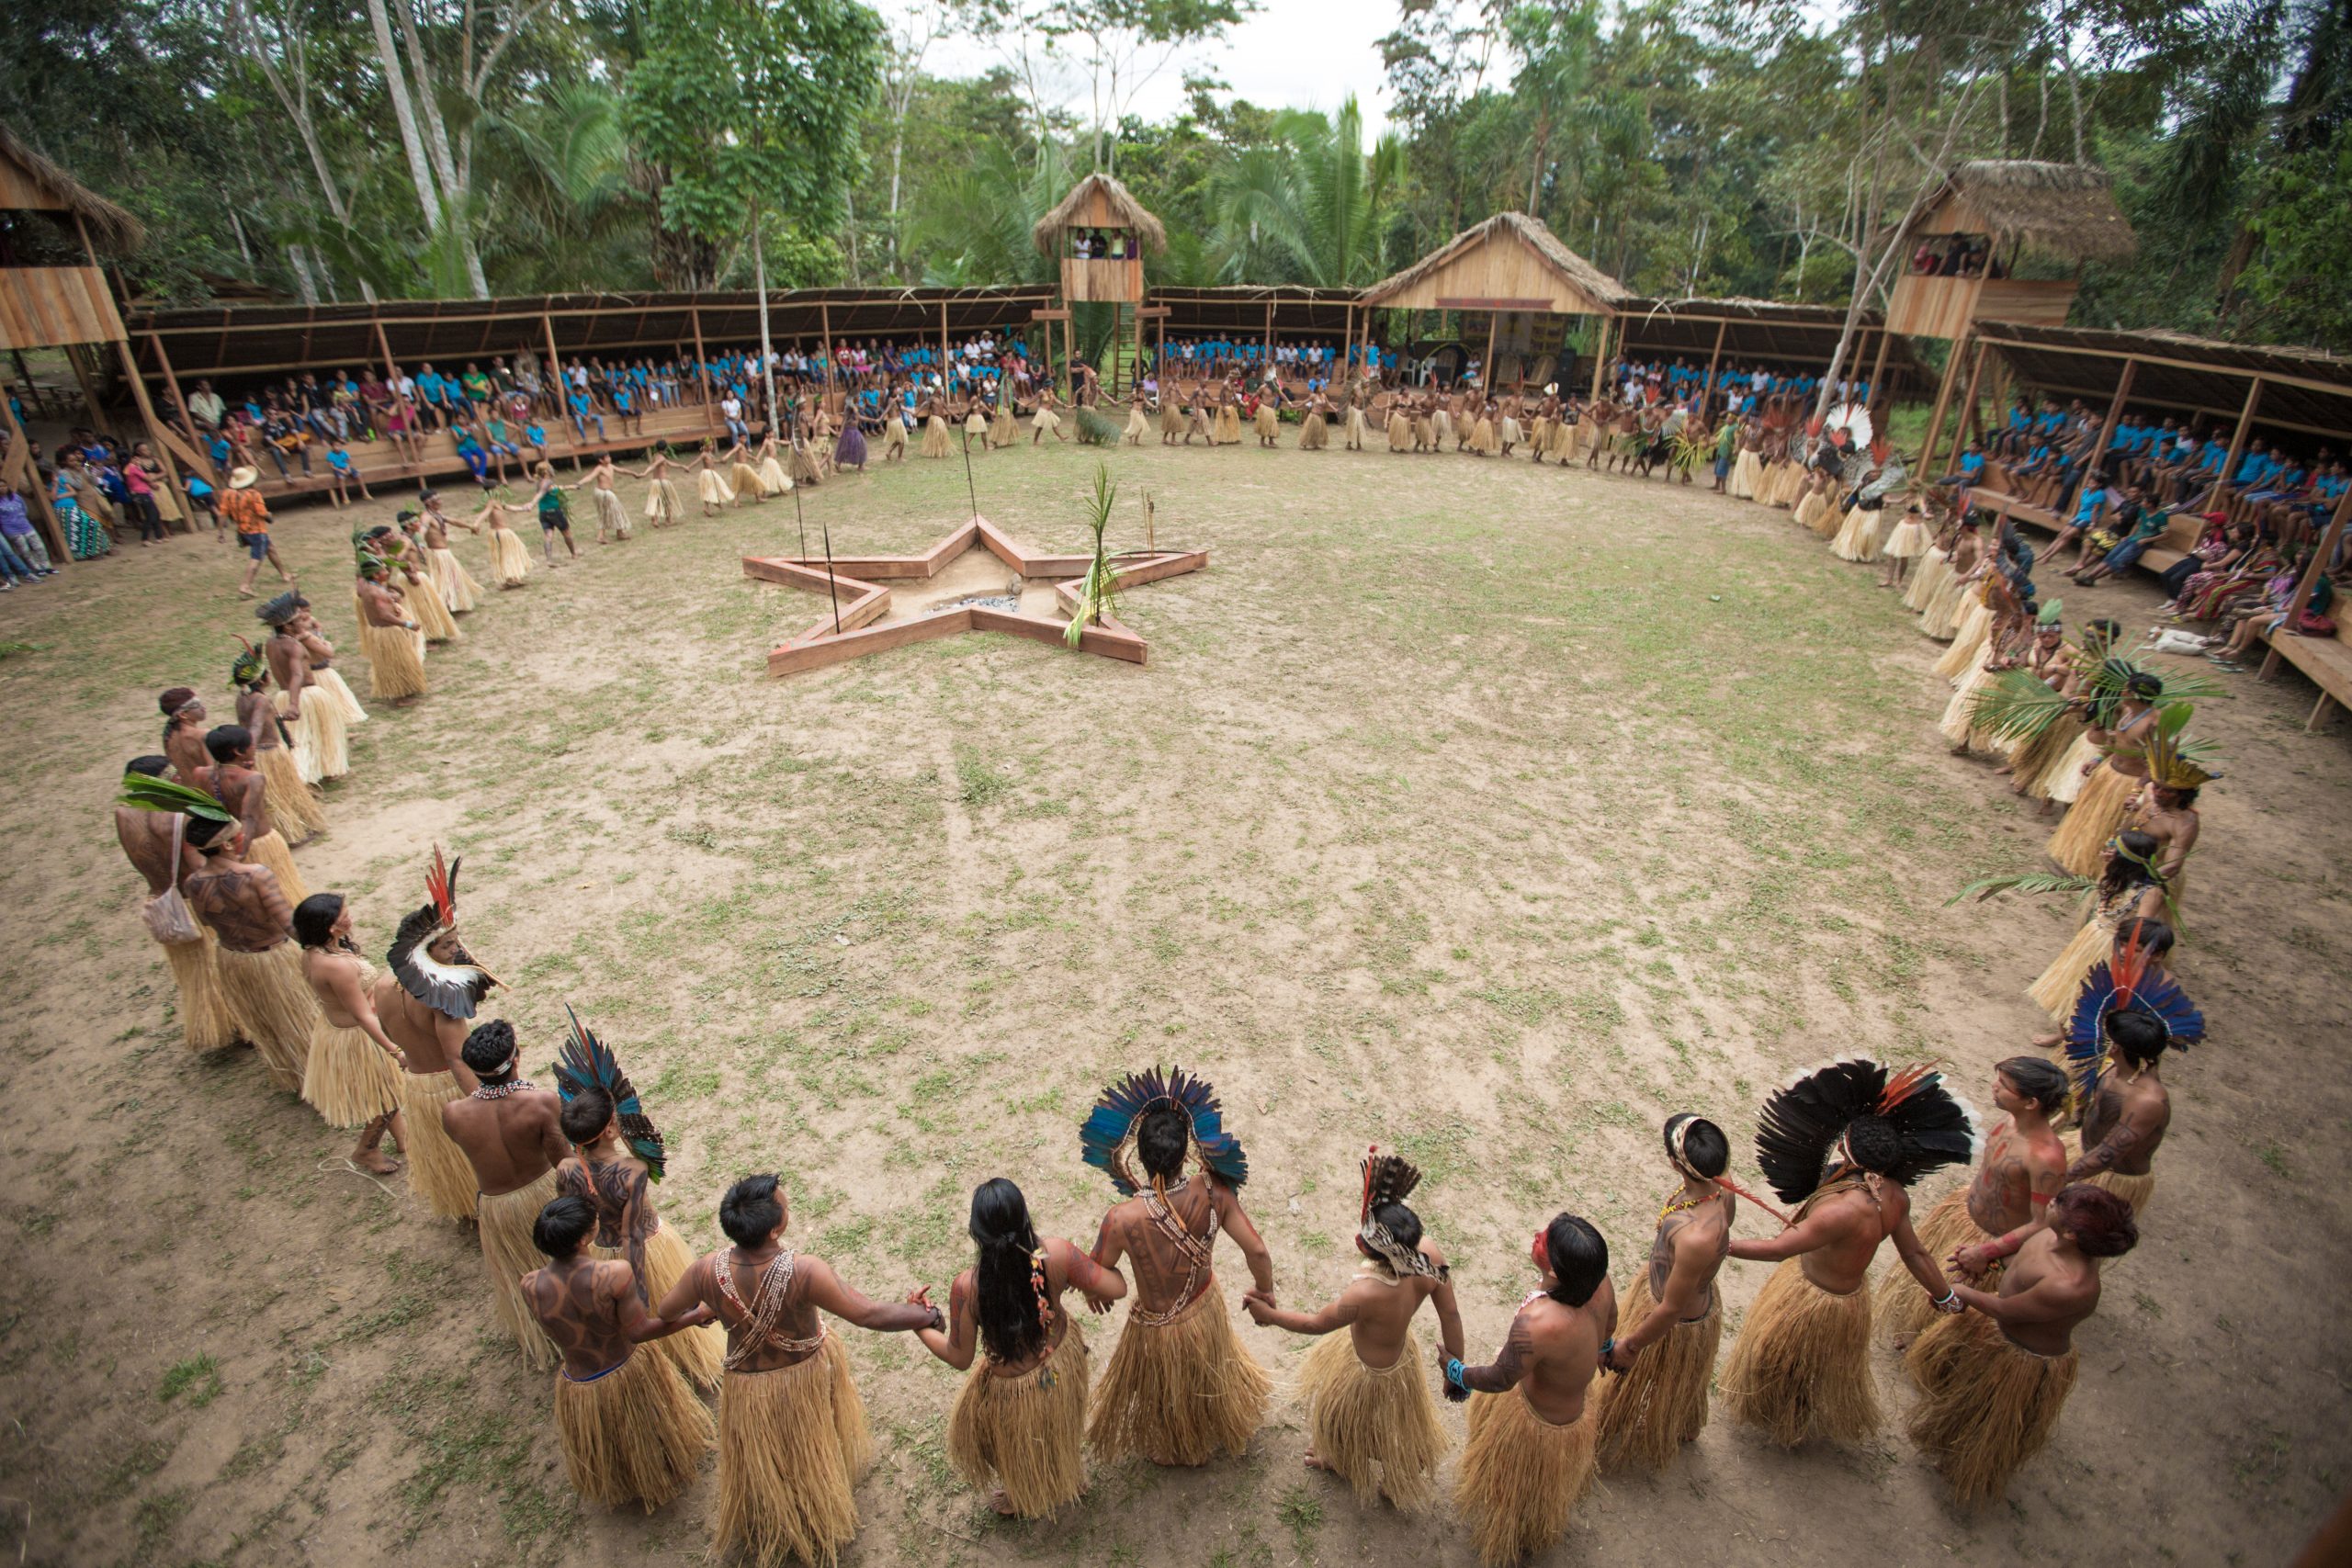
[1245,1150,1464,1511]
[1079,1068,1275,1468]
[198,724,311,904]
[659,1175,944,1561]
[915,1179,1125,1518]
[1593,1113,1739,1471]
[230,637,326,840]
[443,1021,567,1367]
[1720,1060,1976,1449]
[376,851,493,1219]
[1452,1213,1611,1566]
[183,813,318,1096]
[354,558,428,703]
[115,761,233,1054]
[220,467,294,599]
[1905,1184,2138,1502]
[293,892,407,1174]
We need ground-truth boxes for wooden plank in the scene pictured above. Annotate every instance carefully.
[0,383,68,568]
[767,607,974,676]
[971,605,1147,664]
[2260,483,2352,682]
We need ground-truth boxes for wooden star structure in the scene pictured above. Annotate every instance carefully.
[741,515,1208,677]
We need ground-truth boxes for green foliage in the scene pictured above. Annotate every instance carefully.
[2241,142,2352,345]
[1065,463,1121,646]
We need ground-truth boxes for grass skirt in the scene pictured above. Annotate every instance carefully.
[1939,659,1998,747]
[1830,505,1879,560]
[1883,518,1930,558]
[2027,903,2111,1019]
[1414,414,1436,451]
[161,927,235,1053]
[1904,1308,2078,1503]
[697,468,736,506]
[480,1168,563,1366]
[215,942,316,1094]
[398,1069,477,1219]
[718,1337,872,1568]
[1455,1389,1597,1566]
[1034,408,1062,438]
[1298,412,1328,451]
[1544,420,1573,459]
[1296,1329,1447,1510]
[951,1325,1091,1517]
[301,1016,401,1127]
[408,578,459,642]
[991,407,1020,446]
[1592,1273,1721,1472]
[2046,763,2136,876]
[1729,448,1761,498]
[1720,1259,1878,1448]
[1347,407,1370,448]
[1934,595,1994,680]
[1765,458,1804,506]
[1919,568,1971,639]
[359,620,428,700]
[256,744,327,840]
[882,422,907,457]
[1792,490,1831,534]
[1161,402,1187,437]
[1500,416,1522,447]
[428,547,481,613]
[289,687,349,783]
[922,415,952,457]
[556,1347,714,1513]
[1255,404,1279,439]
[1215,405,1241,444]
[311,667,368,728]
[589,1222,725,1392]
[1905,549,1953,613]
[488,525,533,585]
[2012,715,2086,799]
[592,488,632,541]
[1385,412,1411,452]
[1434,410,1456,447]
[246,828,311,905]
[646,477,684,524]
[2061,1131,2155,1216]
[1087,1284,1271,1466]
[757,457,792,496]
[1125,406,1148,442]
[1470,416,1498,455]
[731,460,766,498]
[1875,1188,1998,1344]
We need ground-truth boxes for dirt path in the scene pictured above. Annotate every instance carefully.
[1,445,2345,1567]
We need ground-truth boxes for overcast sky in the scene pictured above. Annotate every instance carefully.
[881,0,1406,141]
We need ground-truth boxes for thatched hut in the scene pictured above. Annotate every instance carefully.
[1034,173,1164,306]
[1355,211,1631,395]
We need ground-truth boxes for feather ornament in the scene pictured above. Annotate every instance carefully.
[555,1005,666,1180]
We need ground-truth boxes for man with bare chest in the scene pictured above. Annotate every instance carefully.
[117,759,233,1054]
[443,1021,567,1364]
[1595,1113,1737,1472]
[200,726,309,903]
[1722,1060,1976,1449]
[585,454,631,544]
[1247,1150,1466,1511]
[232,634,324,840]
[524,1194,715,1511]
[1906,1184,2138,1502]
[185,816,320,1097]
[1453,1213,1611,1565]
[354,558,427,703]
[1081,1069,1276,1467]
[1881,1058,2068,1346]
[377,851,492,1218]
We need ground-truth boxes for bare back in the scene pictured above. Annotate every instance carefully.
[441,1086,566,1196]
[1965,1116,2067,1235]
[374,976,466,1077]
[115,807,183,897]
[1798,1184,1894,1295]
[1337,1259,1447,1370]
[2076,1073,2168,1178]
[524,1256,641,1378]
[185,857,292,953]
[1646,1191,1735,1316]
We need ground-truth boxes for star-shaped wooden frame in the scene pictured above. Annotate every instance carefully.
[741,515,1208,677]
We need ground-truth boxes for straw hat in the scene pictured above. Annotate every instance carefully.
[228,466,260,490]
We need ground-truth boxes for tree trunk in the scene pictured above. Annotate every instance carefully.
[391,0,489,297]
[287,243,320,304]
[753,218,778,428]
[367,0,447,249]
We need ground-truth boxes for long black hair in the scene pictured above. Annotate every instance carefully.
[2099,829,2165,902]
[967,1178,1045,1365]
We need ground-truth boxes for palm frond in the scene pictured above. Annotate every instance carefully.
[119,773,233,822]
[1944,871,2096,907]
[1065,463,1120,649]
[1967,669,2076,741]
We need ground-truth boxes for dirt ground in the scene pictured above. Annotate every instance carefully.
[2,433,2346,1568]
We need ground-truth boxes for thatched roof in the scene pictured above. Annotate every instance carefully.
[1930,160,2136,263]
[0,122,144,254]
[1032,173,1166,257]
[1358,211,1632,311]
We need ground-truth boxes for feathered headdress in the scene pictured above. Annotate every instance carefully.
[230,637,267,688]
[2036,598,2064,626]
[254,592,302,629]
[1078,1066,1248,1197]
[2063,931,2202,1100]
[553,1005,666,1180]
[119,773,234,825]
[388,845,499,1017]
[2143,703,2222,790]
[1357,1146,1447,1280]
[1752,1059,1980,1207]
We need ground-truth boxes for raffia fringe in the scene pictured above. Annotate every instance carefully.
[1295,1328,1448,1511]
[1592,1272,1721,1473]
[300,1017,401,1126]
[718,1337,872,1568]
[555,1348,713,1512]
[397,1069,477,1219]
[1087,1284,1270,1466]
[949,1325,1091,1518]
[479,1168,563,1367]
[214,941,316,1092]
[1904,1306,2078,1503]
[1455,1386,1598,1566]
[161,925,235,1054]
[1719,1258,1879,1448]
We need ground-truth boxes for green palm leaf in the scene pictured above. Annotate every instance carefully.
[1967,670,2075,741]
[119,773,233,823]
[1943,871,2096,907]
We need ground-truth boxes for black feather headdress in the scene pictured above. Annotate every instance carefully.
[1078,1066,1247,1196]
[1357,1146,1446,1280]
[1752,1059,1980,1206]
[387,846,498,1018]
[552,1005,666,1180]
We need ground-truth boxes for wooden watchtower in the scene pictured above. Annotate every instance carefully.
[1033,173,1166,395]
[0,122,185,569]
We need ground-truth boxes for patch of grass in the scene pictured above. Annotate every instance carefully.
[1275,1484,1324,1559]
[159,1353,224,1407]
[2254,1142,2290,1178]
[132,1488,192,1550]
[94,1438,174,1504]
[954,745,1012,807]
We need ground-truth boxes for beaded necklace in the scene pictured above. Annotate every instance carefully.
[471,1076,535,1100]
[1658,1187,1721,1225]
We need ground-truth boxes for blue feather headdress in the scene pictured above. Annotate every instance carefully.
[1079,1066,1247,1195]
[552,1004,667,1181]
[2064,939,2202,1100]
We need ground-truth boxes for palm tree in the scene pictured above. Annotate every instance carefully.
[1204,96,1406,287]
[908,141,1070,287]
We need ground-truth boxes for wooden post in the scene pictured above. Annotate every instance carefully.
[2208,376,2264,510]
[0,381,69,569]
[689,307,713,422]
[1263,300,1274,385]
[112,339,190,532]
[375,317,423,481]
[1868,323,1894,404]
[1157,310,1167,390]
[539,312,581,468]
[937,299,950,392]
[1589,316,1611,401]
[63,344,113,438]
[148,331,214,483]
[1703,319,1726,415]
[1916,328,1970,480]
[819,302,835,403]
[1952,338,1989,457]
[2261,483,2352,692]
[1481,310,1498,396]
[1133,302,1145,398]
[2085,356,2138,479]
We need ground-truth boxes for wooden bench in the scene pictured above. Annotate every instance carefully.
[2258,619,2352,731]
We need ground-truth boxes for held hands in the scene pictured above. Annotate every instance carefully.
[1440,1351,1472,1404]
[1602,1337,1635,1373]
[1951,1244,1995,1282]
[1240,1288,1277,1325]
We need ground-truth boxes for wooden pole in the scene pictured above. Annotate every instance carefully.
[689,307,713,423]
[0,381,69,569]
[819,302,836,408]
[2261,483,2352,690]
[2084,356,2138,480]
[1133,301,1145,398]
[1482,310,1498,397]
[375,318,422,482]
[937,299,950,394]
[1916,328,1970,480]
[2207,375,2264,510]
[539,311,581,468]
[1263,300,1274,385]
[1157,310,1167,393]
[63,344,113,439]
[1952,338,1989,458]
[113,338,189,532]
[1868,323,1894,403]
[1589,316,1611,401]
[148,331,214,483]
[1703,319,1726,415]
